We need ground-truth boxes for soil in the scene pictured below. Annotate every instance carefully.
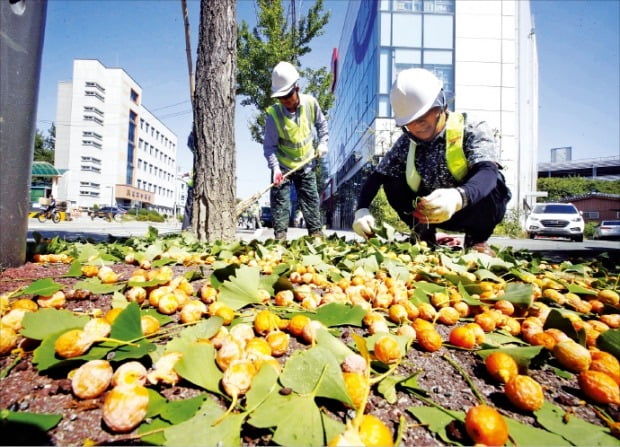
[0,261,618,446]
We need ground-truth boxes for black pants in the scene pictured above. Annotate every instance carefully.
[383,174,511,246]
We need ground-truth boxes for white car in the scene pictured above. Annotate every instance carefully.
[525,203,584,242]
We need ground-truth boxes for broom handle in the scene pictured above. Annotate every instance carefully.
[235,155,317,218]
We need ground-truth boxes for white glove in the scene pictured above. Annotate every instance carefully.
[352,208,375,238]
[317,143,328,158]
[414,188,462,224]
[272,167,284,186]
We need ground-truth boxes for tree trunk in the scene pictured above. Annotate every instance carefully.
[192,0,237,241]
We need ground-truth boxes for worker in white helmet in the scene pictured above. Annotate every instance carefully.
[352,68,511,255]
[263,61,329,241]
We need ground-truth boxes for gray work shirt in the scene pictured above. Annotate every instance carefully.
[263,93,329,172]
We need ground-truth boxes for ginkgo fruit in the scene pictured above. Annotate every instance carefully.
[465,404,508,446]
[485,351,519,384]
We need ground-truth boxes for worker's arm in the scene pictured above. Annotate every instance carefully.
[356,171,385,210]
[263,114,280,170]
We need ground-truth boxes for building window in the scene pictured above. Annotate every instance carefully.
[83,131,102,140]
[84,106,104,116]
[130,89,139,103]
[84,90,104,101]
[583,211,600,219]
[84,115,104,125]
[85,81,105,93]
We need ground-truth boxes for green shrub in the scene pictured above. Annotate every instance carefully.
[493,209,526,239]
[584,221,598,239]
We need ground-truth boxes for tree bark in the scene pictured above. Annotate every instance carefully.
[192,0,237,241]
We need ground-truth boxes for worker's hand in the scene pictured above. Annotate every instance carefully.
[413,188,462,224]
[352,208,375,238]
[272,167,284,186]
[317,143,328,158]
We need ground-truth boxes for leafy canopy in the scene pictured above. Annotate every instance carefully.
[236,0,333,144]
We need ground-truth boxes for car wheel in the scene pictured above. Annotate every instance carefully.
[573,235,584,242]
[528,233,535,239]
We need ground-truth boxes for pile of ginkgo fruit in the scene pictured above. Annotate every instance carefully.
[1,235,619,446]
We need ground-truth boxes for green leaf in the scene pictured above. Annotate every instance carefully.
[164,317,223,354]
[596,328,620,358]
[174,343,222,394]
[383,258,410,283]
[73,277,123,295]
[377,374,403,404]
[12,278,63,298]
[163,398,243,447]
[312,303,366,327]
[314,326,356,364]
[474,268,503,282]
[506,415,571,446]
[544,309,585,345]
[248,392,327,447]
[0,409,62,431]
[64,259,83,278]
[245,363,281,410]
[500,282,534,306]
[481,330,528,348]
[534,401,618,446]
[159,394,209,424]
[218,265,264,310]
[280,346,352,405]
[20,309,89,340]
[108,302,141,339]
[408,406,463,445]
[567,283,598,296]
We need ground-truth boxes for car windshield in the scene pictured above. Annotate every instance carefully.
[601,221,620,226]
[533,204,577,214]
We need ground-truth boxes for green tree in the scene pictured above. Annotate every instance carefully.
[236,0,333,144]
[537,177,620,201]
[33,124,55,164]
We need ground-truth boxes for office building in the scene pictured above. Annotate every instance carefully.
[54,59,178,214]
[325,0,538,228]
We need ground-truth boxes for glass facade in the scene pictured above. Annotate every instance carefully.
[327,0,456,229]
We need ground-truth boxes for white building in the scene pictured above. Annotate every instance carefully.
[54,59,178,214]
[325,0,538,228]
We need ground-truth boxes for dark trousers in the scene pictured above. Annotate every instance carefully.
[182,186,193,230]
[270,169,322,235]
[383,174,511,246]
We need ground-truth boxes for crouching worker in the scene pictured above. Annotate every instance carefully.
[352,68,511,255]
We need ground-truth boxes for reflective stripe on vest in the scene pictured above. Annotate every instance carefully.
[267,94,316,169]
[405,112,467,192]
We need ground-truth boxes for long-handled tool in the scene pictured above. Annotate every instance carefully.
[235,155,317,218]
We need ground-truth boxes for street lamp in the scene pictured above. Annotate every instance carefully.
[104,186,114,207]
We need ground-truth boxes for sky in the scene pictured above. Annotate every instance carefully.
[33,0,619,203]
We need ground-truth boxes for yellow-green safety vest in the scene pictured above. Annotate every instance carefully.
[405,112,468,192]
[267,94,316,169]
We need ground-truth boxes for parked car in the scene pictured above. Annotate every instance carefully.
[593,220,620,240]
[524,203,584,242]
[260,206,273,228]
[89,206,127,222]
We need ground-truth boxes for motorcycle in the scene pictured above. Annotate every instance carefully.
[35,207,61,223]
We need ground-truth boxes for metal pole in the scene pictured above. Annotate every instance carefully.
[0,0,48,267]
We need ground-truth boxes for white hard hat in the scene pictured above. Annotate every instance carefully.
[271,61,300,98]
[390,68,443,126]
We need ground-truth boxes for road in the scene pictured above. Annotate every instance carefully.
[28,217,619,262]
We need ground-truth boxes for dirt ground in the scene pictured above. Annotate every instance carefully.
[0,258,618,446]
